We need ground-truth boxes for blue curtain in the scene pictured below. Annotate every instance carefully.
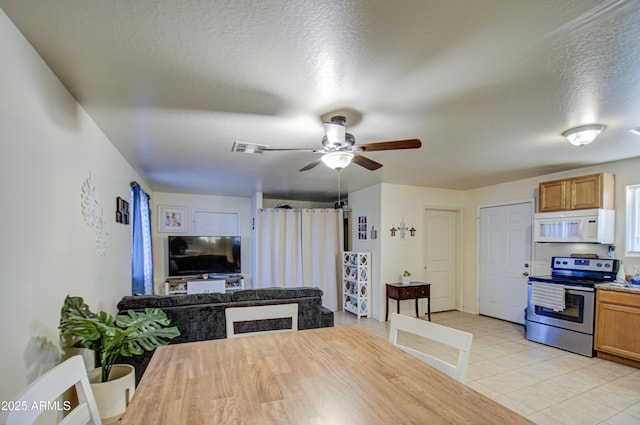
[131,183,153,295]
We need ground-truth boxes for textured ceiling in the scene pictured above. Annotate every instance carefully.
[2,0,640,201]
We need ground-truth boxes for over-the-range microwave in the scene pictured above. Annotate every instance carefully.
[533,208,615,243]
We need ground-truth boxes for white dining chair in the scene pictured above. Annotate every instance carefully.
[389,312,473,383]
[5,355,102,425]
[225,303,299,338]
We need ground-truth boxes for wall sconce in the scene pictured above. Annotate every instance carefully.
[390,218,416,239]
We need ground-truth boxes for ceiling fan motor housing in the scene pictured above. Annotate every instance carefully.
[323,115,348,149]
[322,133,355,150]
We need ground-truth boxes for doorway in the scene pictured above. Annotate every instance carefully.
[478,201,533,323]
[423,209,459,312]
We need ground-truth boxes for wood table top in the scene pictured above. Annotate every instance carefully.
[120,325,533,425]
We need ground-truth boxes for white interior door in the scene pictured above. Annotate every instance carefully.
[479,202,532,323]
[424,209,457,312]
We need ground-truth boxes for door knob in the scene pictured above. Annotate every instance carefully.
[522,272,529,276]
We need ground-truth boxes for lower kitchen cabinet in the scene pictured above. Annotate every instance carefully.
[595,288,640,368]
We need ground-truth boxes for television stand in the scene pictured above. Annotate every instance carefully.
[165,276,244,295]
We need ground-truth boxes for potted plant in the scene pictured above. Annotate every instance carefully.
[402,270,411,285]
[59,295,180,422]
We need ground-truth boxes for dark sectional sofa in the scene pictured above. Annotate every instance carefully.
[116,287,334,383]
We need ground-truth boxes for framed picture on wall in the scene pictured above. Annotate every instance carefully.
[358,215,368,240]
[158,206,188,233]
[116,196,130,224]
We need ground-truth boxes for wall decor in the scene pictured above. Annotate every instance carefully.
[95,214,109,256]
[158,206,188,233]
[116,197,130,224]
[81,174,99,229]
[358,215,368,240]
[80,173,109,255]
[390,218,416,240]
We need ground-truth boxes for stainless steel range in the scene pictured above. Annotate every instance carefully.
[526,256,619,357]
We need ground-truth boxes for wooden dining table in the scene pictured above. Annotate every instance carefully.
[120,325,533,424]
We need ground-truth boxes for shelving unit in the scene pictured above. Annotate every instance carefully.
[165,276,244,295]
[342,251,370,318]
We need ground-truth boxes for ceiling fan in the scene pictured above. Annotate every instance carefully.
[259,115,422,171]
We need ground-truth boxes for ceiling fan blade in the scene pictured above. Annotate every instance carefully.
[353,154,383,170]
[259,147,317,152]
[355,138,422,152]
[299,159,323,171]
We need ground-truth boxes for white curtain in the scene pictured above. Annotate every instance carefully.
[256,208,303,287]
[255,208,343,311]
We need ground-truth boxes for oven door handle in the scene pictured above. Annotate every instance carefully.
[563,285,594,292]
[528,283,594,292]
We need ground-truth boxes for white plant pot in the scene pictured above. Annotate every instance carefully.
[88,364,135,424]
[401,276,411,285]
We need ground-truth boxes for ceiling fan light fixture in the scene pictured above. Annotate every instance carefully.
[561,124,606,147]
[321,151,354,170]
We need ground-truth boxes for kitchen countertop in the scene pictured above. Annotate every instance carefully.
[597,283,640,294]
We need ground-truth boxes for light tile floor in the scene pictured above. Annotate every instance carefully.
[334,310,640,425]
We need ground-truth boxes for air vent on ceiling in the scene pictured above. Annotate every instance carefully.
[232,141,268,154]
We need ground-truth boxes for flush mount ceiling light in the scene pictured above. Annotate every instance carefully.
[561,124,606,147]
[321,151,354,170]
[629,127,640,137]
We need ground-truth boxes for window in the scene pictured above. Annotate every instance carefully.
[627,184,640,256]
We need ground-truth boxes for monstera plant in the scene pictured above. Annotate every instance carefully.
[59,295,180,382]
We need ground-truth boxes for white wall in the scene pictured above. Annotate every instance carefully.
[262,197,334,209]
[0,9,147,404]
[349,184,383,317]
[349,183,465,320]
[380,184,465,320]
[350,160,640,321]
[151,192,254,291]
[463,156,640,314]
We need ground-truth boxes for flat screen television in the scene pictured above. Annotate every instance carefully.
[168,236,241,277]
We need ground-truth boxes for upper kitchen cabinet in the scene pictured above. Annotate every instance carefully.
[539,173,614,213]
[538,179,567,212]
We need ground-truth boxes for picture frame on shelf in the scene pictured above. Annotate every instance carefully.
[158,205,188,233]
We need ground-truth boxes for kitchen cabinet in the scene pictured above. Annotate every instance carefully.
[595,288,640,368]
[538,179,567,212]
[538,172,614,213]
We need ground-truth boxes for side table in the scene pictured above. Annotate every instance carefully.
[386,282,431,321]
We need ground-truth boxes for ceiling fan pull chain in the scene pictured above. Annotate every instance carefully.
[338,170,341,203]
